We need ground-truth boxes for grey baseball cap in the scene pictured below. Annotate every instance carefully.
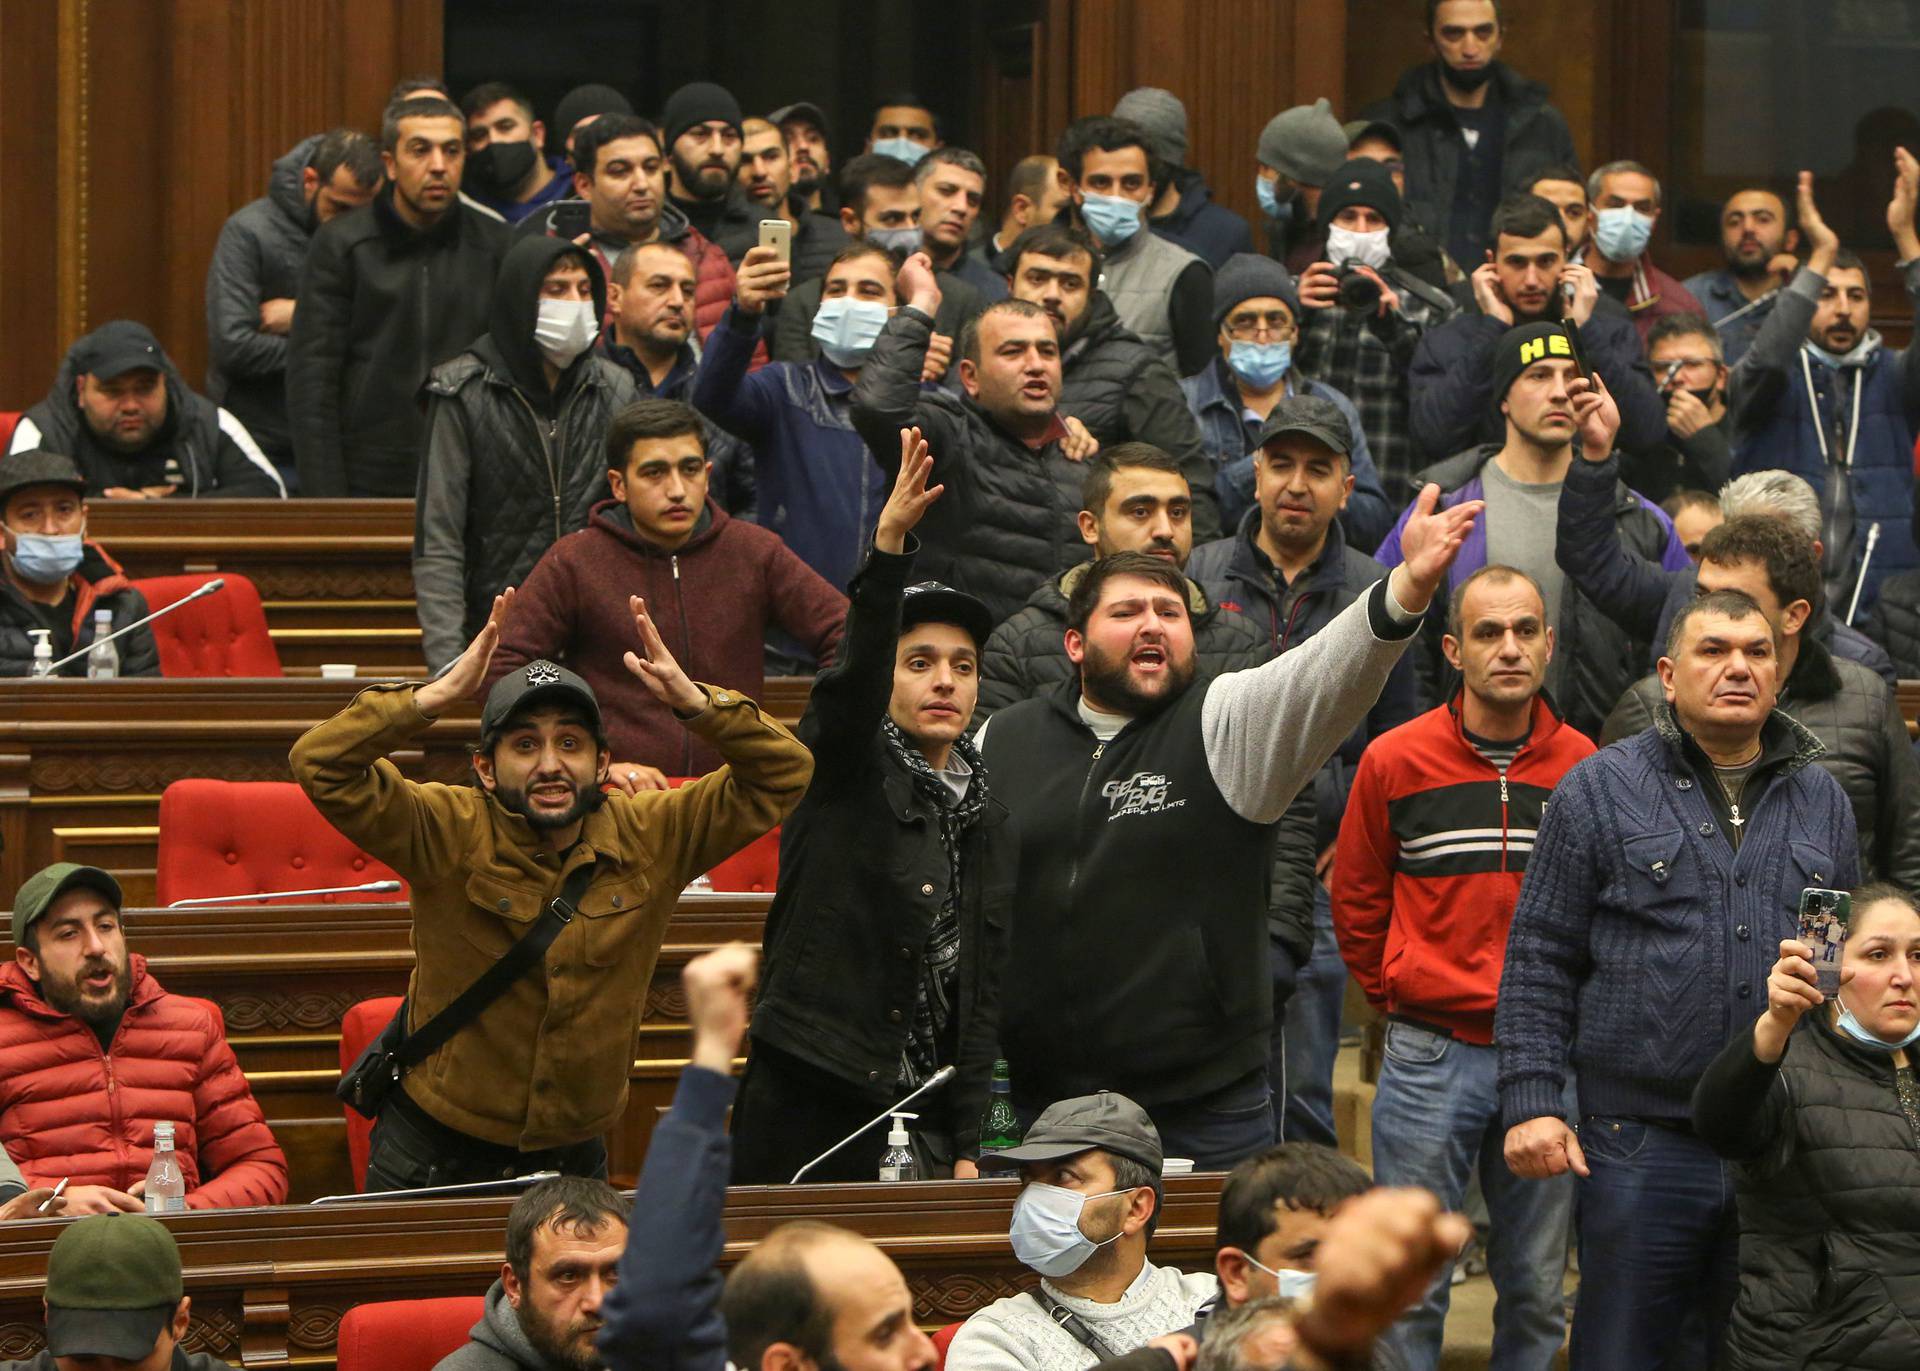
[1254,394,1354,457]
[978,1090,1163,1174]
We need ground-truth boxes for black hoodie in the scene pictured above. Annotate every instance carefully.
[413,236,639,668]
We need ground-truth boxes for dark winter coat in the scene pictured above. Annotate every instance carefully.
[851,306,1088,625]
[412,236,638,669]
[1692,1012,1920,1371]
[204,134,320,461]
[14,327,285,499]
[1863,564,1920,678]
[287,187,509,496]
[1149,166,1255,269]
[749,546,1010,1149]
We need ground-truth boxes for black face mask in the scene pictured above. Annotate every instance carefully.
[468,139,538,198]
[1441,60,1494,92]
[1687,385,1721,410]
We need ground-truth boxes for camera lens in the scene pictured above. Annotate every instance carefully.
[1336,267,1382,313]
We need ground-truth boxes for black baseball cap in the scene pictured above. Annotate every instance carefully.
[43,1215,184,1361]
[480,660,602,739]
[0,449,87,505]
[769,100,830,139]
[900,581,994,650]
[979,1090,1164,1174]
[1254,394,1354,457]
[71,320,169,382]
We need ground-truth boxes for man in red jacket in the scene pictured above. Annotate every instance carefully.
[0,862,288,1214]
[1331,564,1592,1371]
[488,398,846,781]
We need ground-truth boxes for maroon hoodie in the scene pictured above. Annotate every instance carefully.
[488,497,846,775]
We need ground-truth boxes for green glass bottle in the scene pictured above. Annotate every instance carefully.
[979,1059,1023,1154]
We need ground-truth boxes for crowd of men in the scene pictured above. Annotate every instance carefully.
[3,3,1920,1370]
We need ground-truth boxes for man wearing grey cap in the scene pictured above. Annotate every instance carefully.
[1256,100,1349,272]
[291,588,811,1189]
[1113,87,1253,271]
[947,1092,1216,1371]
[10,320,285,500]
[0,450,160,677]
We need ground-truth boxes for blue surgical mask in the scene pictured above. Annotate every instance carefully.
[1009,1184,1127,1278]
[1227,340,1292,390]
[8,532,84,584]
[1079,192,1143,248]
[1835,995,1920,1052]
[1237,1250,1317,1300]
[872,136,930,167]
[1593,206,1655,263]
[865,225,923,257]
[1805,335,1878,371]
[1256,177,1285,220]
[811,297,891,368]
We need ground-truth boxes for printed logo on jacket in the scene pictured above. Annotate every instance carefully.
[1102,771,1187,820]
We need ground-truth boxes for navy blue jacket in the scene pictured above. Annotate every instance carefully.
[598,1065,733,1371]
[690,304,886,592]
[1150,166,1255,270]
[1496,707,1859,1129]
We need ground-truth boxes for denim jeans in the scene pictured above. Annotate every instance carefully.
[1370,1023,1573,1371]
[1277,884,1344,1145]
[1569,1115,1738,1371]
[365,1090,608,1192]
[1146,1067,1276,1170]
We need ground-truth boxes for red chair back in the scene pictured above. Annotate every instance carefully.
[0,413,19,451]
[340,996,405,1190]
[666,777,779,891]
[337,1296,484,1371]
[155,779,406,907]
[933,1321,964,1369]
[129,572,282,677]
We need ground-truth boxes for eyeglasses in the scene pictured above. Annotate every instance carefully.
[1224,311,1296,341]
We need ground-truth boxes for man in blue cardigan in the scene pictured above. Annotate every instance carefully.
[1496,587,1859,1371]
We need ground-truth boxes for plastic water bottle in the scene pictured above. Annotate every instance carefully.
[878,1111,919,1182]
[27,629,53,678]
[978,1059,1023,1156]
[144,1122,186,1214]
[85,609,118,679]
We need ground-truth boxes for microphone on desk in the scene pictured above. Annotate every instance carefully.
[166,879,402,908]
[43,578,227,673]
[790,1065,957,1184]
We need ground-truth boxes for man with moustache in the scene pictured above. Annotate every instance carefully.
[915,147,1008,301]
[0,863,288,1213]
[1684,187,1801,365]
[975,477,1482,1166]
[734,116,846,286]
[291,590,812,1189]
[659,83,758,260]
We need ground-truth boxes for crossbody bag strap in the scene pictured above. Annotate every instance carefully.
[1028,1289,1126,1362]
[391,857,599,1070]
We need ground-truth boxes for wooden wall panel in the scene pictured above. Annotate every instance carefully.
[0,0,442,410]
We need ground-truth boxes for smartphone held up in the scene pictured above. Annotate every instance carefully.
[1798,887,1851,997]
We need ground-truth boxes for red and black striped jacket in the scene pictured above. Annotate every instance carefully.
[1331,693,1594,1044]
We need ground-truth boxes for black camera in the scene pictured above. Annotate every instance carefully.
[1335,262,1382,312]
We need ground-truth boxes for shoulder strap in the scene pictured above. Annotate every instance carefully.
[391,858,599,1070]
[1027,1289,1125,1361]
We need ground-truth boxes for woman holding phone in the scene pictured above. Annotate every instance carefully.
[1691,882,1920,1370]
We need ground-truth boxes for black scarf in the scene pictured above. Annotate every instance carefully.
[881,718,990,1084]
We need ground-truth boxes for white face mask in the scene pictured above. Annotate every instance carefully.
[534,298,598,369]
[1325,223,1392,272]
[1238,1249,1318,1300]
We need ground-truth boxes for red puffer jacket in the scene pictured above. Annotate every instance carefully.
[0,956,288,1207]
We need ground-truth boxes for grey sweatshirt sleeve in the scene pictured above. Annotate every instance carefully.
[411,396,475,672]
[1728,266,1824,442]
[1201,578,1422,824]
[0,1141,23,1201]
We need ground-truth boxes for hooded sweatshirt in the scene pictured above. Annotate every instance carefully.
[414,235,639,669]
[204,133,323,461]
[433,1278,565,1371]
[12,323,286,499]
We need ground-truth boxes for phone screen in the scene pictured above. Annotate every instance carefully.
[1797,888,1852,997]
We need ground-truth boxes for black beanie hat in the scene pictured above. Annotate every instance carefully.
[552,84,633,154]
[660,81,743,149]
[1317,158,1403,232]
[1489,321,1579,405]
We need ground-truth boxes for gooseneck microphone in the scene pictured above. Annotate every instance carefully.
[45,578,228,673]
[166,879,402,908]
[789,1065,958,1184]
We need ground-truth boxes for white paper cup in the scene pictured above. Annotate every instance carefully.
[318,663,357,679]
[1161,1157,1195,1176]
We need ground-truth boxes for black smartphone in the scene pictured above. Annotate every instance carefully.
[550,200,591,239]
[1561,320,1590,381]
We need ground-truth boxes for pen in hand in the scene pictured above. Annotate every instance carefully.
[38,1178,68,1214]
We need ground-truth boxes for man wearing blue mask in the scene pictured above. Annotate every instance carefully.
[1058,116,1214,378]
[1581,160,1706,349]
[948,1092,1215,1371]
[865,95,943,167]
[0,450,159,676]
[693,240,895,607]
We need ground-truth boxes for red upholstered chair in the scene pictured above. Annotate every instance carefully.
[129,572,282,677]
[666,777,780,891]
[337,1296,484,1371]
[0,413,19,451]
[155,779,406,907]
[340,996,404,1190]
[933,1321,964,1369]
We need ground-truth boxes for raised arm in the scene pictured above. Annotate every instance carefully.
[1557,374,1677,644]
[597,945,755,1371]
[690,246,790,441]
[1729,172,1838,446]
[851,253,960,466]
[1201,484,1481,824]
[1887,147,1920,421]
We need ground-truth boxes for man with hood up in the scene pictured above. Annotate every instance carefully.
[203,129,383,476]
[10,321,285,500]
[413,236,639,672]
